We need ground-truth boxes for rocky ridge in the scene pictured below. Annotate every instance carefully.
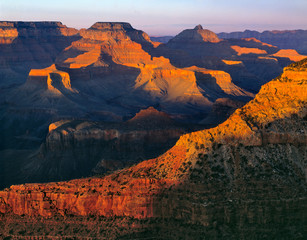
[0,59,306,239]
[218,29,307,55]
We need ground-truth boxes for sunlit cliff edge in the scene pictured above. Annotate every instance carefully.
[0,21,306,238]
[0,59,306,236]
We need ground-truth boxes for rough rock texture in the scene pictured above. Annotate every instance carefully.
[2,22,255,126]
[218,29,307,55]
[0,59,306,239]
[0,22,261,193]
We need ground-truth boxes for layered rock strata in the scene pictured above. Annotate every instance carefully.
[0,59,306,239]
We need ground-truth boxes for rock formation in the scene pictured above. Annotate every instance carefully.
[168,24,220,44]
[2,22,255,124]
[156,25,297,93]
[0,107,203,189]
[230,45,267,56]
[0,21,79,87]
[0,58,306,239]
[218,29,307,55]
[271,49,307,62]
[25,64,75,94]
[1,21,304,194]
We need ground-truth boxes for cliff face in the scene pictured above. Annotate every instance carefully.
[25,64,75,94]
[0,59,306,239]
[2,22,254,124]
[0,21,79,87]
[0,21,78,38]
[0,22,260,193]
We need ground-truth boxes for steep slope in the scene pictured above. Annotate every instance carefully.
[1,59,306,239]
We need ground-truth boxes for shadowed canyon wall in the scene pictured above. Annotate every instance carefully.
[0,58,306,239]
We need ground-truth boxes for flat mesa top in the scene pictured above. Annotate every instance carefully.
[0,21,65,28]
[90,22,134,30]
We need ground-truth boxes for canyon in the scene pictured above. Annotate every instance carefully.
[0,21,306,188]
[0,55,306,239]
[0,21,306,238]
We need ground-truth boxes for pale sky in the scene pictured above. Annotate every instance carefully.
[0,0,306,35]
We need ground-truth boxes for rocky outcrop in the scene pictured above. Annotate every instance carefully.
[0,59,306,239]
[222,59,244,66]
[25,64,75,94]
[177,60,307,148]
[127,106,173,124]
[185,66,254,99]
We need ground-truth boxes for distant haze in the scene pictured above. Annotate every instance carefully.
[0,0,306,35]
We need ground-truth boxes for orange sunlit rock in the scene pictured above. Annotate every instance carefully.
[231,45,267,56]
[243,37,276,48]
[222,59,244,66]
[1,59,306,220]
[184,66,254,97]
[27,64,75,94]
[271,49,307,62]
[48,120,71,133]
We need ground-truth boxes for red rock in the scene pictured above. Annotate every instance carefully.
[0,59,306,220]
